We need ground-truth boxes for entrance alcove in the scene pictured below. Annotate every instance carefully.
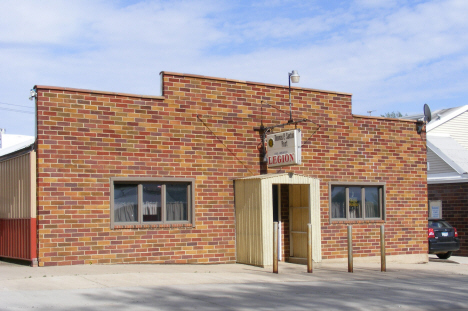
[234,173,321,267]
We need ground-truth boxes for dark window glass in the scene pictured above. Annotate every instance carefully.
[348,187,362,218]
[143,183,162,222]
[166,183,188,221]
[114,184,138,222]
[331,184,384,221]
[429,220,451,228]
[331,186,346,218]
[112,179,193,227]
[365,187,380,218]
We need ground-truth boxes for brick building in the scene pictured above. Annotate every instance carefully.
[423,106,468,256]
[1,71,428,266]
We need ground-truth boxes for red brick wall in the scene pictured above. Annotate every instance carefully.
[35,85,237,266]
[428,183,468,256]
[35,72,427,266]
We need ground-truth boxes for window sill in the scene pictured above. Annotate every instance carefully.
[330,219,385,225]
[112,223,195,230]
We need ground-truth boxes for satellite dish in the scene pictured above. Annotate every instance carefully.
[423,104,432,123]
[417,104,432,134]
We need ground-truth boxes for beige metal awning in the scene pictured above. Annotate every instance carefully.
[234,173,321,267]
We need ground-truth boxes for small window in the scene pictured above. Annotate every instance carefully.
[111,177,195,228]
[330,183,385,221]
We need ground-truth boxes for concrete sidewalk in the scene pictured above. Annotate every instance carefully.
[1,255,468,291]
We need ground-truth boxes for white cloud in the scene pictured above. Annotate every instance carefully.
[354,0,403,9]
[1,0,468,134]
[0,0,97,45]
[94,1,225,49]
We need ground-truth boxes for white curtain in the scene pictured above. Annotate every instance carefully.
[167,202,187,221]
[143,202,159,215]
[115,203,137,222]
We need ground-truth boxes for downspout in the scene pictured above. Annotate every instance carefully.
[30,86,39,266]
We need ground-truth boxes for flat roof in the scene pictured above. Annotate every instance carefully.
[0,134,35,157]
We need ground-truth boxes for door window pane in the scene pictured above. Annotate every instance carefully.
[365,187,380,218]
[331,186,346,218]
[348,187,362,218]
[114,184,138,222]
[166,183,188,221]
[143,183,162,222]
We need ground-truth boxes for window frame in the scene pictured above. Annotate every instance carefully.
[110,177,195,229]
[329,182,386,222]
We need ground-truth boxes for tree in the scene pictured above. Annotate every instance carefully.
[380,111,406,118]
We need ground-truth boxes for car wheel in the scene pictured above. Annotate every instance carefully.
[436,251,452,259]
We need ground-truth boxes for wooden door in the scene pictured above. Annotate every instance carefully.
[289,184,309,259]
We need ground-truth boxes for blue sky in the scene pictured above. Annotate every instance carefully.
[1,0,468,136]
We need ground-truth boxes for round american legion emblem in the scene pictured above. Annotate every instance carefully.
[268,138,274,148]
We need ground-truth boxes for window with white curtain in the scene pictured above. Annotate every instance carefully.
[111,177,195,228]
[330,183,385,221]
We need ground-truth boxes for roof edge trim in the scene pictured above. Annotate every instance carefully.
[427,105,468,132]
[34,85,165,100]
[160,71,352,96]
[353,114,419,123]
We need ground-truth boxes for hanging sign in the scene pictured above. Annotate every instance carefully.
[266,129,302,167]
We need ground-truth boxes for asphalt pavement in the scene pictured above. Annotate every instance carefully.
[1,255,468,310]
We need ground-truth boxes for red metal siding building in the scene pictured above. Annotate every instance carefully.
[0,148,37,264]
